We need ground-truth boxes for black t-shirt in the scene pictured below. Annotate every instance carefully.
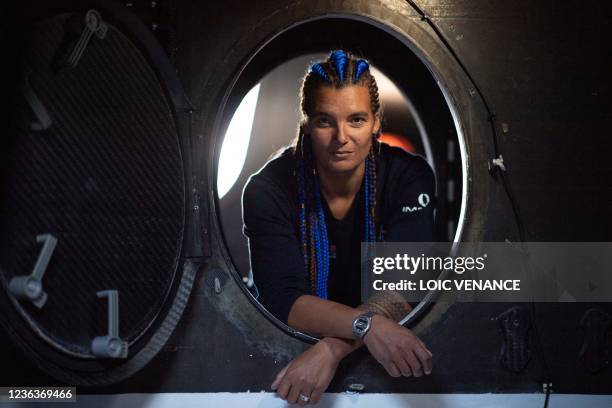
[242,142,437,325]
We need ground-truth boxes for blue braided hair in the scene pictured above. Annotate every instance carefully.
[354,59,370,84]
[309,63,331,83]
[329,50,348,82]
[296,50,383,298]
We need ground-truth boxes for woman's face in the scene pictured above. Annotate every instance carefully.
[305,85,380,175]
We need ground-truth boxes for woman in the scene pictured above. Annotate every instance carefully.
[242,50,435,405]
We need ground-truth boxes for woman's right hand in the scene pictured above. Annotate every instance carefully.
[362,314,433,377]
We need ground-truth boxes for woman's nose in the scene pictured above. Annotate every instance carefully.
[335,124,349,143]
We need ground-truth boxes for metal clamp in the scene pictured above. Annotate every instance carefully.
[498,305,531,372]
[9,234,57,309]
[488,154,506,173]
[91,290,128,359]
[65,10,107,68]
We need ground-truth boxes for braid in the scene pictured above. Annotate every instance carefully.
[329,50,348,83]
[314,177,329,298]
[364,140,379,264]
[295,50,383,298]
[367,75,381,118]
[294,131,310,291]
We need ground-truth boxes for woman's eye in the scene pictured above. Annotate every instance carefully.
[316,118,332,126]
[351,117,366,125]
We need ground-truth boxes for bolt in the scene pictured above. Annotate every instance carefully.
[347,383,365,393]
[214,277,221,294]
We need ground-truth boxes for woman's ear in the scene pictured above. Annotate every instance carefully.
[373,114,381,136]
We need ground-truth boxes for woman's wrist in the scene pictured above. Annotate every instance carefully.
[319,336,362,360]
[362,314,383,345]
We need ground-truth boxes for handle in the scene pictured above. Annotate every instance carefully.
[65,10,107,68]
[91,290,128,359]
[9,234,57,309]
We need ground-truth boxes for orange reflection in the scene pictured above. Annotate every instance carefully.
[379,132,415,153]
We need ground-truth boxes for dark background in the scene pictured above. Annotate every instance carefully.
[1,0,611,396]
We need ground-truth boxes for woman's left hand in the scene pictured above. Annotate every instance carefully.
[271,339,341,405]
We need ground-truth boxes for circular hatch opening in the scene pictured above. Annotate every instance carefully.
[212,16,470,337]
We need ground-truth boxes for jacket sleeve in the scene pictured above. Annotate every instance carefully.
[242,175,309,325]
[381,154,437,311]
[383,155,437,242]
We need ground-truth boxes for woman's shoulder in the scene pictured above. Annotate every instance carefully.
[377,142,437,219]
[242,146,298,231]
[379,142,433,179]
[242,145,296,201]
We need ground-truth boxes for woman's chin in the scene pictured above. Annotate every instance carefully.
[324,160,359,174]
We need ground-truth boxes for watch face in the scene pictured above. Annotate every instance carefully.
[353,313,374,338]
[355,318,368,331]
[353,314,372,338]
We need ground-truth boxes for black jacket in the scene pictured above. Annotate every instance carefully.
[242,142,437,325]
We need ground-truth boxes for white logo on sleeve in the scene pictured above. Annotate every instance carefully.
[418,193,430,207]
[402,193,431,213]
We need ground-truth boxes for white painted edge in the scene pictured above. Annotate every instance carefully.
[6,392,612,408]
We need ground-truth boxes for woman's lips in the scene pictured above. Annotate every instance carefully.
[330,150,352,160]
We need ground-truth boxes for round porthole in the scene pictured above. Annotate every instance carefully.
[208,5,490,339]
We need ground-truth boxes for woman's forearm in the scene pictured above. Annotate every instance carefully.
[319,336,363,360]
[317,299,413,360]
[287,295,364,338]
[359,291,413,322]
[290,293,417,373]
[287,292,413,339]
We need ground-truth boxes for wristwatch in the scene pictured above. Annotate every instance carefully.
[352,311,376,339]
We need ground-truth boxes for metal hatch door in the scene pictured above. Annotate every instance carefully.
[0,3,204,386]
